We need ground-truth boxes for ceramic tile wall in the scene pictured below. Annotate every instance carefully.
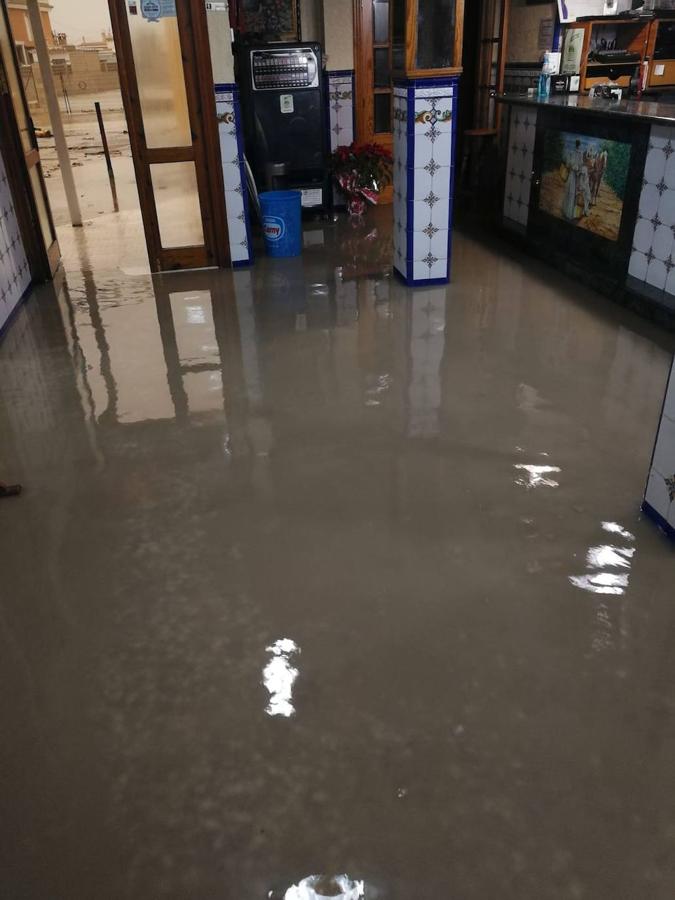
[0,150,31,335]
[503,104,538,228]
[643,358,675,539]
[629,124,675,300]
[327,70,355,205]
[215,84,253,266]
[327,71,355,152]
[393,78,458,286]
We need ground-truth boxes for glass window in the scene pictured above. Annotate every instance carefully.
[374,48,391,88]
[416,0,456,71]
[373,0,390,43]
[150,163,204,248]
[374,93,391,134]
[126,11,192,148]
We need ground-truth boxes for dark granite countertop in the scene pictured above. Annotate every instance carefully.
[498,93,675,126]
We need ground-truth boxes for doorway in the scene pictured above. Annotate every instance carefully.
[108,0,229,273]
[0,0,60,280]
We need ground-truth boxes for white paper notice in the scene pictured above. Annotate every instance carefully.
[557,0,605,24]
[301,188,323,208]
[655,64,666,77]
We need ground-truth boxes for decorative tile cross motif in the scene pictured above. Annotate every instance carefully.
[422,191,440,207]
[422,252,438,269]
[424,159,441,177]
[423,222,439,238]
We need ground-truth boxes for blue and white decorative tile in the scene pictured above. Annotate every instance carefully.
[503,104,537,229]
[393,76,458,286]
[630,124,675,299]
[0,148,31,335]
[215,83,253,267]
[326,70,355,205]
[643,358,675,539]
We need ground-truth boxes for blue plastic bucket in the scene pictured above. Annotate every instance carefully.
[260,190,302,258]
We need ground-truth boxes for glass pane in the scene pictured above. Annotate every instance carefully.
[373,0,390,44]
[416,0,456,70]
[374,48,391,88]
[28,165,54,249]
[150,162,204,248]
[126,10,192,148]
[392,0,406,73]
[374,93,391,134]
[0,9,33,153]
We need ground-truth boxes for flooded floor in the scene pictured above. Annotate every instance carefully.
[1,211,674,899]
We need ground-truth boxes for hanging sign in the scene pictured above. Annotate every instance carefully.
[141,0,176,21]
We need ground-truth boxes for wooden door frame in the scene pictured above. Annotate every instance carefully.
[354,0,393,203]
[0,0,59,281]
[473,0,510,131]
[108,0,229,273]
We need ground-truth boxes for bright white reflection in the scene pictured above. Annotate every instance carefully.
[602,521,636,541]
[263,639,300,718]
[514,464,561,489]
[570,522,636,597]
[569,572,629,595]
[586,545,635,569]
[285,875,365,900]
[186,305,207,325]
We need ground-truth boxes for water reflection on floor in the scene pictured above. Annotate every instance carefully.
[1,211,674,899]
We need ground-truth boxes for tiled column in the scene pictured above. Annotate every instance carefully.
[643,358,675,540]
[393,77,459,287]
[215,83,253,267]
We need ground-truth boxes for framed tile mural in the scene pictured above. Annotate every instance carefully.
[233,0,300,41]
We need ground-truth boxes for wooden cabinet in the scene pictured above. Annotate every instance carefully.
[563,18,650,94]
[563,16,675,94]
[391,0,465,78]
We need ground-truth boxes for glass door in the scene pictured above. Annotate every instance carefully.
[0,1,60,279]
[108,0,228,272]
[355,0,394,202]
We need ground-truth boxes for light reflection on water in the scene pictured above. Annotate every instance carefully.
[284,875,365,900]
[263,639,300,718]
[570,523,636,597]
[514,464,562,489]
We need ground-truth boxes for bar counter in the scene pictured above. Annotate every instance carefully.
[498,93,675,327]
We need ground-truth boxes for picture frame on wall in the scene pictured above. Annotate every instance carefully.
[234,0,300,41]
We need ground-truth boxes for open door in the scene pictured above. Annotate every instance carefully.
[0,1,60,280]
[108,0,229,273]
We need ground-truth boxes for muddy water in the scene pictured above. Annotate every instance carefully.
[0,213,674,899]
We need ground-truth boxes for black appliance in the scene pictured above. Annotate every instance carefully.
[237,42,330,213]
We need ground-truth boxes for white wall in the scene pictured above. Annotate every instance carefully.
[507,1,557,63]
[300,0,324,44]
[207,2,235,84]
[323,0,354,70]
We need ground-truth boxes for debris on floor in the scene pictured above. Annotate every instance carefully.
[0,482,22,498]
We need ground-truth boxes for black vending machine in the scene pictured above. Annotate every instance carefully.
[237,42,330,213]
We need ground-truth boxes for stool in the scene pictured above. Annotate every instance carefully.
[460,128,498,197]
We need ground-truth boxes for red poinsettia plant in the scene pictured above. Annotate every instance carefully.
[331,142,393,216]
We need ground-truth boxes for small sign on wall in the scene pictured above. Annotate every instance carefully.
[140,0,176,21]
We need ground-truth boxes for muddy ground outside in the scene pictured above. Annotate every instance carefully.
[35,88,141,228]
